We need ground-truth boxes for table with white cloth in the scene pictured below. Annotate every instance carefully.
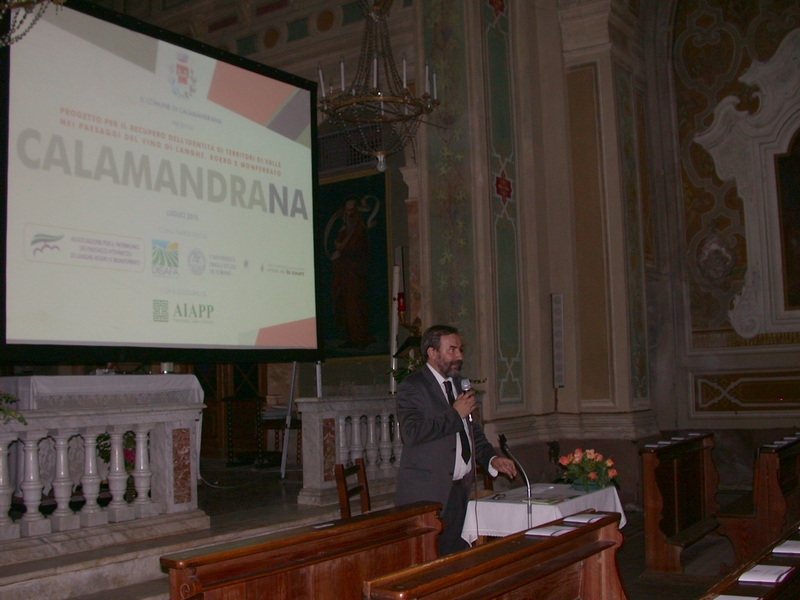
[461,483,626,544]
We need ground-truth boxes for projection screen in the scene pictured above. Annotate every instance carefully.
[2,1,322,363]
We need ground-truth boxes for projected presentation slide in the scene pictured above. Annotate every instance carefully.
[6,5,317,350]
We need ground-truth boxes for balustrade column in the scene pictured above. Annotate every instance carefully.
[337,416,349,465]
[350,415,365,463]
[365,415,379,469]
[19,429,51,536]
[106,427,135,522]
[132,424,159,518]
[79,427,108,527]
[393,419,403,468]
[50,429,80,532]
[379,411,393,475]
[0,433,20,540]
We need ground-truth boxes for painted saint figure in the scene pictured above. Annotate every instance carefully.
[331,199,376,348]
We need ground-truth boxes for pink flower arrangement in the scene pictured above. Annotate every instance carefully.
[558,448,620,491]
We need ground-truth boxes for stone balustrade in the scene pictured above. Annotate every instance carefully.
[296,395,400,506]
[0,375,203,541]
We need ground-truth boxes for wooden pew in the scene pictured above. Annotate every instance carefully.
[160,502,441,600]
[639,432,719,573]
[700,519,800,600]
[717,436,800,565]
[363,511,627,600]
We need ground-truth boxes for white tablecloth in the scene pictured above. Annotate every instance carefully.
[0,374,203,409]
[461,483,626,544]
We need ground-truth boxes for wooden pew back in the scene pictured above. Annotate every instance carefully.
[700,516,800,600]
[639,433,719,573]
[363,511,627,600]
[718,437,800,564]
[160,502,441,600]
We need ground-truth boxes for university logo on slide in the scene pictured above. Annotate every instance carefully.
[153,300,169,322]
[188,248,206,276]
[169,52,197,99]
[152,240,179,278]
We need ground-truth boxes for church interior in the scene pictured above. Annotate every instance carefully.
[1,0,800,598]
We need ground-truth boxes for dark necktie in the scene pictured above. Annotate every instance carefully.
[444,380,471,464]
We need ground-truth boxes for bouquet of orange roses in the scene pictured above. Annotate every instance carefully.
[558,448,619,491]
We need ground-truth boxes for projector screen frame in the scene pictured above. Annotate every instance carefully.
[0,0,325,365]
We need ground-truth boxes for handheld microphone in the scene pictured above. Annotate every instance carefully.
[460,378,473,423]
[499,434,533,529]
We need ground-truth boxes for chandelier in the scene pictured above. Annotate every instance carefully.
[1,0,64,46]
[317,0,438,172]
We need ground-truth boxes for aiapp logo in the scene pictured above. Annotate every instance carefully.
[173,303,214,321]
[153,300,169,322]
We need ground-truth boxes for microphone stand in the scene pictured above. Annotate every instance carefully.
[499,434,532,529]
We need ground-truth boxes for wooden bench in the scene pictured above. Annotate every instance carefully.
[700,518,800,600]
[160,501,441,600]
[639,432,719,573]
[717,436,800,565]
[363,511,627,600]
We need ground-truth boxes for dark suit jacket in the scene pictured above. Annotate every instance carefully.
[395,365,496,512]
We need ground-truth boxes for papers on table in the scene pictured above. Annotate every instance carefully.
[523,493,581,505]
[562,513,605,524]
[525,525,576,537]
[712,595,762,600]
[737,564,793,584]
[773,540,800,554]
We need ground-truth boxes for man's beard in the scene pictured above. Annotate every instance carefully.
[438,358,463,379]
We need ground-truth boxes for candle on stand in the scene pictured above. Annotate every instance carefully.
[425,63,430,95]
[340,57,345,91]
[373,54,378,89]
[317,66,326,98]
[433,71,437,100]
[402,54,407,89]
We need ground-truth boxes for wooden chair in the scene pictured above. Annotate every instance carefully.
[335,458,371,518]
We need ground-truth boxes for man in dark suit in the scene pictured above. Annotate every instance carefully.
[395,325,517,555]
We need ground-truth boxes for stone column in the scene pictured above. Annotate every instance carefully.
[106,427,135,523]
[0,433,20,540]
[19,429,51,536]
[79,427,108,528]
[132,424,159,518]
[50,428,80,532]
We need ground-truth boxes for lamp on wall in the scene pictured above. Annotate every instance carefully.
[1,0,64,47]
[317,0,438,173]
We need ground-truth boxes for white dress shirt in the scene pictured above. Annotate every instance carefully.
[426,363,498,481]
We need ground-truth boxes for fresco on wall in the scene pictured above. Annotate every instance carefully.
[422,0,477,355]
[317,173,389,358]
[483,0,524,405]
[614,64,649,400]
[673,0,800,349]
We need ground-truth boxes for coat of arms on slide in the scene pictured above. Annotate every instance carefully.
[169,53,197,100]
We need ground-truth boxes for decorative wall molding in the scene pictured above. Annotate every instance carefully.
[693,369,800,413]
[695,28,800,338]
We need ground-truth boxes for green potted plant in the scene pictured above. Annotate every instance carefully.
[0,392,26,425]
